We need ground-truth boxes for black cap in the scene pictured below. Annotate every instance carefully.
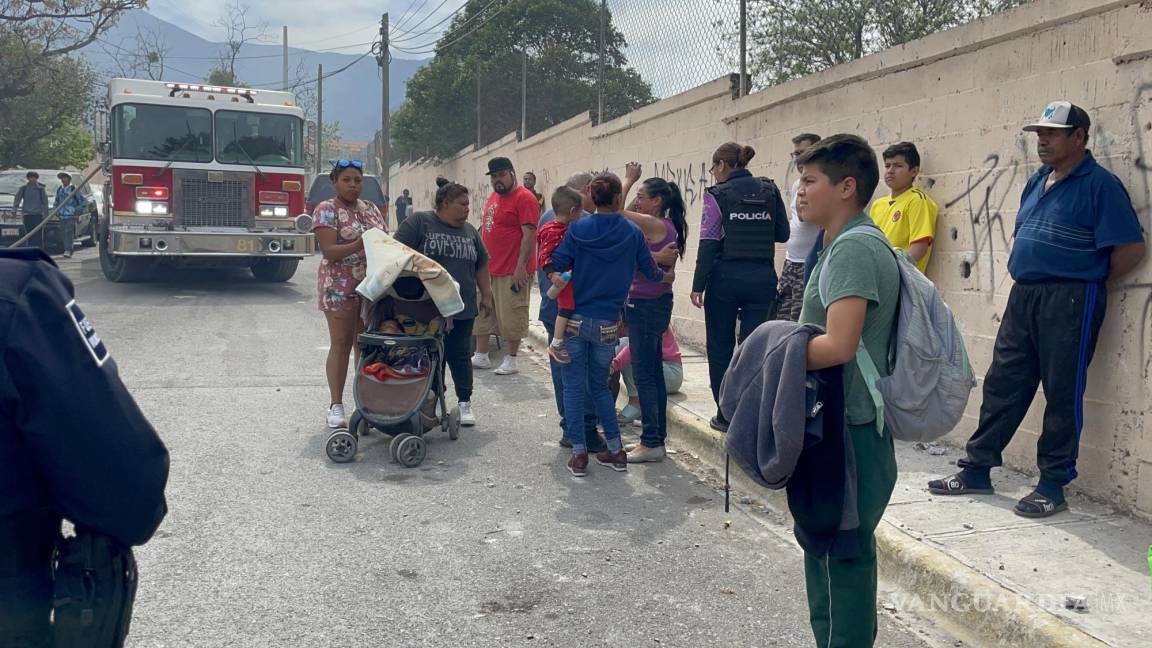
[486,157,514,175]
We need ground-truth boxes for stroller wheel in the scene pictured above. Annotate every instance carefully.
[349,410,368,437]
[325,430,357,463]
[448,407,461,441]
[396,434,427,468]
[389,433,411,463]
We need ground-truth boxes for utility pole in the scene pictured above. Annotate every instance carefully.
[598,0,606,124]
[739,0,748,97]
[476,59,481,149]
[316,63,323,174]
[379,13,390,199]
[520,50,527,140]
[282,26,289,91]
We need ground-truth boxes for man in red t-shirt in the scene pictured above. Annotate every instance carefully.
[472,156,540,375]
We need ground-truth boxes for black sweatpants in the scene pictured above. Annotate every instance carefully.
[21,212,44,249]
[958,281,1106,487]
[442,318,475,402]
[704,259,778,404]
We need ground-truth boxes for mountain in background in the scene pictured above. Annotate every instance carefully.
[81,11,427,141]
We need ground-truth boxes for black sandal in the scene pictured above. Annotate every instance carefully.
[1014,490,1068,518]
[927,473,995,496]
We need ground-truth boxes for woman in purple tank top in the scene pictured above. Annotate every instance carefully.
[619,163,688,463]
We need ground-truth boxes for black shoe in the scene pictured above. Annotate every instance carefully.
[1014,489,1068,518]
[559,433,605,452]
[927,472,994,496]
[709,414,729,433]
[586,433,608,454]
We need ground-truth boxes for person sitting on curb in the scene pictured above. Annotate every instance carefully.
[610,326,684,429]
[928,101,1145,518]
[544,173,672,477]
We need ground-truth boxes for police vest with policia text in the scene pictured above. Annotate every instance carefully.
[709,177,785,260]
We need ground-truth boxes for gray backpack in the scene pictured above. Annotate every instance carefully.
[818,226,975,442]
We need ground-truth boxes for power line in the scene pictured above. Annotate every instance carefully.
[393,0,434,32]
[390,0,511,55]
[96,37,378,62]
[290,26,378,48]
[389,0,467,44]
[249,49,374,89]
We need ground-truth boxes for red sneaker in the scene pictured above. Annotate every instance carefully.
[595,449,628,472]
[567,453,589,477]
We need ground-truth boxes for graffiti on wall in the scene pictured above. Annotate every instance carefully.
[941,136,1032,295]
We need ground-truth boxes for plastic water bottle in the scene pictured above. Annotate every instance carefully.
[546,271,571,299]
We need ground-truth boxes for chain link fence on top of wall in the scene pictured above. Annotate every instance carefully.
[605,0,739,100]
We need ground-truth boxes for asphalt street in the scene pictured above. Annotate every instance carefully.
[57,251,951,648]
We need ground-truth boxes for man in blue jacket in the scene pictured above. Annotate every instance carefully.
[54,173,87,259]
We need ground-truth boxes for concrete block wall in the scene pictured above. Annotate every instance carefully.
[390,0,1152,515]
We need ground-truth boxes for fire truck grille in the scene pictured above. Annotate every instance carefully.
[181,179,249,228]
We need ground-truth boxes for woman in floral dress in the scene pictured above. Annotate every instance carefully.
[312,160,386,428]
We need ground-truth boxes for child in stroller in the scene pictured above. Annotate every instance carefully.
[325,276,462,466]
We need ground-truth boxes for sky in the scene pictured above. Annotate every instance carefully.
[145,0,460,58]
[144,0,737,98]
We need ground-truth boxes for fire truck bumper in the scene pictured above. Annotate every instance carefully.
[108,229,315,257]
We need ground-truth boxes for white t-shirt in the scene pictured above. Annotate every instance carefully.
[786,179,821,263]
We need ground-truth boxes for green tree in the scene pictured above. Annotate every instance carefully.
[391,0,654,160]
[0,0,143,101]
[744,0,1033,87]
[205,67,241,87]
[0,36,96,168]
[21,120,95,168]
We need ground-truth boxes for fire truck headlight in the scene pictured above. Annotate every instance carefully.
[259,206,275,217]
[135,200,169,215]
[273,206,289,217]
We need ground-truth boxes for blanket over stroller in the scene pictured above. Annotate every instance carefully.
[356,228,465,317]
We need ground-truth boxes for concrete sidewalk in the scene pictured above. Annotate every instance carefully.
[522,290,1150,648]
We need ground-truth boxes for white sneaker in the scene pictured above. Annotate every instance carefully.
[471,352,492,369]
[459,401,476,426]
[327,403,348,428]
[494,355,519,375]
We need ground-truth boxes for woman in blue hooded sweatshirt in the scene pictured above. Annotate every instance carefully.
[544,173,672,477]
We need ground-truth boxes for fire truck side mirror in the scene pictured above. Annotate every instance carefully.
[94,103,110,151]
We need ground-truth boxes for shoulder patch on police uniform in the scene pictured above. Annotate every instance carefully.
[66,300,109,367]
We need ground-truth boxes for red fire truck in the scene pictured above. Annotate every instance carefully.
[96,78,315,282]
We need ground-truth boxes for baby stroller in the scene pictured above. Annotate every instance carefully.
[325,275,462,467]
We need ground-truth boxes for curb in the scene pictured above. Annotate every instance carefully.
[524,324,1110,648]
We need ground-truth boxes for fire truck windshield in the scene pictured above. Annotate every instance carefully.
[215,111,304,168]
[112,104,213,163]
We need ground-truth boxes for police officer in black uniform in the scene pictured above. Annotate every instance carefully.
[0,248,169,647]
[690,142,789,431]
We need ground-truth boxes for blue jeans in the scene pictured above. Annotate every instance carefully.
[543,322,598,439]
[625,294,672,448]
[560,317,621,449]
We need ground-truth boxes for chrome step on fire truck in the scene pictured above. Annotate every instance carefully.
[95,78,315,282]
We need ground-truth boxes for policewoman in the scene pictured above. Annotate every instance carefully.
[0,248,169,647]
[690,142,790,431]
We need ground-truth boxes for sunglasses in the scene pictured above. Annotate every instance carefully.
[333,159,364,170]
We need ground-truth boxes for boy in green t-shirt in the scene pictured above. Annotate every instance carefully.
[795,134,900,648]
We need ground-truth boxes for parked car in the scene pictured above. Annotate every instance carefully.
[0,169,97,247]
[305,173,390,230]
